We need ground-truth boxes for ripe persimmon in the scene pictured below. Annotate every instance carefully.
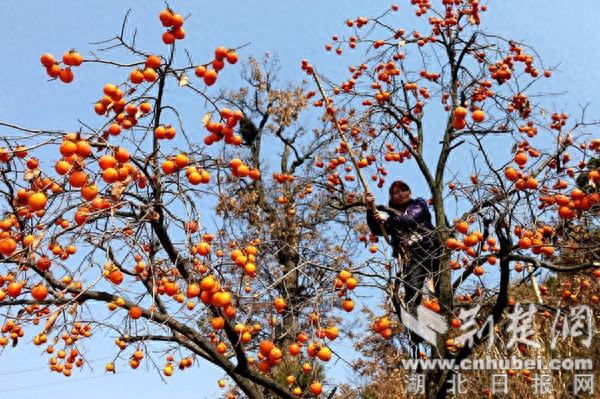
[129,306,142,319]
[162,31,175,45]
[139,102,152,114]
[174,153,189,168]
[69,171,88,188]
[195,65,207,78]
[514,151,527,166]
[27,192,47,211]
[6,281,22,298]
[310,381,323,396]
[172,27,185,40]
[455,220,469,234]
[453,106,468,119]
[196,241,211,256]
[236,164,249,177]
[214,47,228,60]
[81,184,98,201]
[159,8,174,26]
[31,284,48,301]
[203,69,218,86]
[76,140,92,157]
[213,58,225,72]
[143,68,157,82]
[471,109,485,123]
[47,64,61,78]
[98,154,117,170]
[59,140,77,157]
[59,68,74,83]
[198,277,215,293]
[108,123,121,136]
[40,53,55,68]
[130,69,144,84]
[226,51,238,64]
[108,270,124,285]
[115,147,129,163]
[154,125,167,139]
[505,167,519,181]
[145,55,161,69]
[101,168,118,183]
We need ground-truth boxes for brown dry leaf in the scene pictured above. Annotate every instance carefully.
[68,303,78,316]
[111,175,132,201]
[201,112,213,128]
[148,211,160,222]
[44,308,61,333]
[31,230,46,252]
[178,72,189,87]
[23,168,40,181]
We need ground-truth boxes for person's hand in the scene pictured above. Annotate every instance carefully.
[364,193,375,208]
[374,211,388,223]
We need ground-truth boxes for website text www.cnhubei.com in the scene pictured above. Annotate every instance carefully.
[401,356,593,371]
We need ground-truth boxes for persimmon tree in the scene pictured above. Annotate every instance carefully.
[296,1,600,398]
[1,3,600,399]
[0,7,363,399]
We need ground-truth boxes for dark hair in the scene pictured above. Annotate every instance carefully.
[389,180,411,195]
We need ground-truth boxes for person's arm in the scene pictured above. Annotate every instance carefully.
[364,193,388,236]
[366,208,385,236]
[384,200,429,231]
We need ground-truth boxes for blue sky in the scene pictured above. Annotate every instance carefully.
[1,1,600,397]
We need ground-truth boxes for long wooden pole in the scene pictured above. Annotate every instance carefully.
[311,70,391,244]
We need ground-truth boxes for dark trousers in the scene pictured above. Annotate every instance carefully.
[402,238,441,316]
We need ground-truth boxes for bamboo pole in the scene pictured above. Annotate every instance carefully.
[311,70,391,244]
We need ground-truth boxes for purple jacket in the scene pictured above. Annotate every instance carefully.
[366,198,435,253]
